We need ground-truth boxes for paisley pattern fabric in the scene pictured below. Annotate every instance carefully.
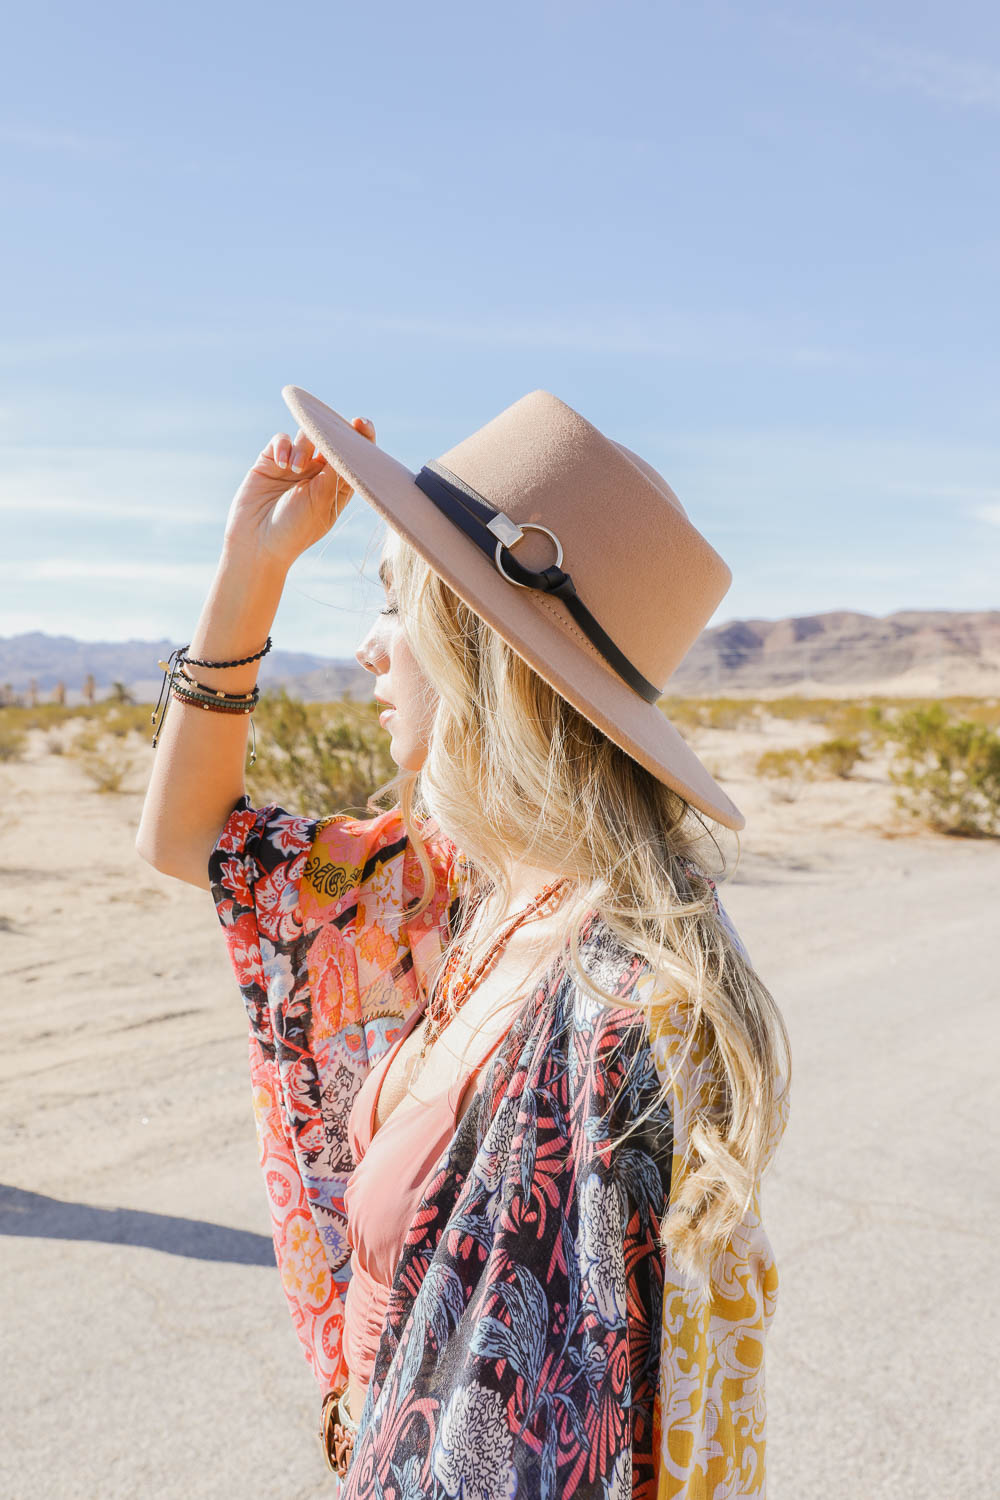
[208,794,786,1498]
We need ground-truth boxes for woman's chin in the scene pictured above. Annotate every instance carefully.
[387,738,428,773]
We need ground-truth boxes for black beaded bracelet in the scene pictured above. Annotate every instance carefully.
[181,636,272,669]
[151,637,269,759]
[176,663,258,700]
[171,681,261,710]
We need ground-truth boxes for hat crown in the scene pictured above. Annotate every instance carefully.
[435,390,732,692]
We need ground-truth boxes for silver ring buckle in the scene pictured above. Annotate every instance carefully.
[487,515,564,588]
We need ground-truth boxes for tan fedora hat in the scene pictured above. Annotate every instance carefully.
[282,384,745,832]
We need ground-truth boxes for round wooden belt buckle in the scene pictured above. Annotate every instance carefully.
[320,1387,356,1478]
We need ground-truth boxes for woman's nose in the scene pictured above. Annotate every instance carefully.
[355,631,386,671]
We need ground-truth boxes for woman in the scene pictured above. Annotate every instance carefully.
[137,385,790,1498]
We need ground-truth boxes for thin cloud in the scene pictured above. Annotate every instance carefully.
[331,309,854,367]
[0,309,851,370]
[0,327,261,365]
[0,560,220,585]
[770,17,1000,116]
[0,496,213,523]
[885,482,1000,505]
[861,43,1000,113]
[649,428,1000,507]
[0,123,123,156]
[0,446,239,523]
[0,557,363,585]
[0,308,854,370]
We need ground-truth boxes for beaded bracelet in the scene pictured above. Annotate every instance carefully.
[165,683,259,764]
[180,636,272,669]
[151,637,270,762]
[167,687,256,717]
[176,662,258,700]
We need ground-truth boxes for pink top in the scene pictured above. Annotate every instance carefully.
[342,1004,513,1395]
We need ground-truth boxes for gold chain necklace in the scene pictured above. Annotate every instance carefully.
[411,876,570,1082]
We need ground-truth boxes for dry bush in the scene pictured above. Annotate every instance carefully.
[8,701,81,731]
[659,696,761,733]
[69,725,103,755]
[656,696,703,733]
[887,703,1000,837]
[753,695,835,725]
[75,741,137,792]
[100,704,147,739]
[61,715,139,793]
[245,689,396,819]
[941,696,1000,732]
[0,714,27,762]
[804,736,864,779]
[754,746,811,801]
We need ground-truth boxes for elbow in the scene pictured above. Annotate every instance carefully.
[135,830,170,875]
[134,830,212,892]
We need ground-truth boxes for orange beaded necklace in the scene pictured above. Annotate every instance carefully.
[412,875,570,1078]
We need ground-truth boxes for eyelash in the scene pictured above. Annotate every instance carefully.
[379,604,398,616]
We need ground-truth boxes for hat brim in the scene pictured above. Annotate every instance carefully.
[283,385,745,832]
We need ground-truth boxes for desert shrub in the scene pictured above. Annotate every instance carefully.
[698,697,761,731]
[10,702,81,731]
[0,716,27,761]
[950,697,1000,732]
[804,735,864,779]
[245,689,396,818]
[99,703,148,739]
[63,716,137,790]
[74,736,137,793]
[754,746,812,801]
[856,703,894,748]
[657,696,703,733]
[888,703,1000,837]
[820,701,890,744]
[69,725,103,755]
[0,700,154,734]
[756,695,836,725]
[658,696,760,732]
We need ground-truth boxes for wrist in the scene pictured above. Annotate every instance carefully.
[218,541,292,584]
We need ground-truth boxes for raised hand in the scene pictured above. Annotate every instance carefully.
[223,417,376,571]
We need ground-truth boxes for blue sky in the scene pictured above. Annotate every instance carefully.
[2,0,998,659]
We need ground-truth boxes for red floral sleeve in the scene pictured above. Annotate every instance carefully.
[207,792,461,1391]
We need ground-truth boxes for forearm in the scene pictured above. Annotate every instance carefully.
[135,548,289,887]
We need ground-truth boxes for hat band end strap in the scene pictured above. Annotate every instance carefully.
[414,463,662,706]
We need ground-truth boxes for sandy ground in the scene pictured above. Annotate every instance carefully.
[1,718,997,1499]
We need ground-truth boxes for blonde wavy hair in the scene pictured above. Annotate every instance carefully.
[363,529,790,1281]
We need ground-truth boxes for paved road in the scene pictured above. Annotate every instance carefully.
[724,829,999,1499]
[2,791,996,1497]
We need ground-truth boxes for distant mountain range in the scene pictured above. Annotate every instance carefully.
[0,633,370,706]
[1,609,999,705]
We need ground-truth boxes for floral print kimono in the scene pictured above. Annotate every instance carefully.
[208,795,785,1499]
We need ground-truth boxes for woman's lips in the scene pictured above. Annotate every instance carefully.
[378,707,395,725]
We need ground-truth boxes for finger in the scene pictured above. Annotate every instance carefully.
[298,436,321,470]
[293,448,325,474]
[289,435,312,472]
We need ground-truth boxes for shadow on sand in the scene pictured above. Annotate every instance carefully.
[0,1184,275,1266]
